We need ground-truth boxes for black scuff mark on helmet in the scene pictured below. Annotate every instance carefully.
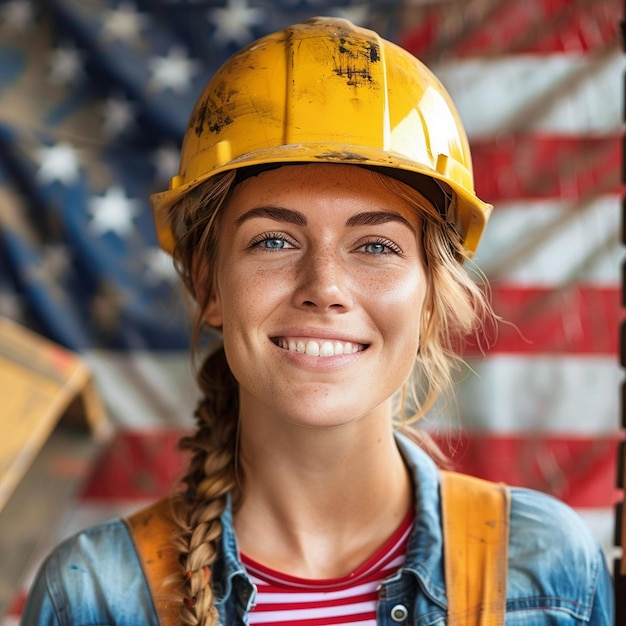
[333,37,380,87]
[190,82,237,136]
[191,99,209,137]
[206,100,234,134]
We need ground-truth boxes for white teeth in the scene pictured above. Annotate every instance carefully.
[278,338,362,357]
[305,341,320,356]
[320,341,334,357]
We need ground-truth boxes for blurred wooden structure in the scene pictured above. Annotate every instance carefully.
[0,316,111,617]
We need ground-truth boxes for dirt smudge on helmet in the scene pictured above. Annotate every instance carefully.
[333,37,380,87]
[315,150,369,163]
[190,82,238,136]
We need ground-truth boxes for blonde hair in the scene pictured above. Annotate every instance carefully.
[166,166,495,626]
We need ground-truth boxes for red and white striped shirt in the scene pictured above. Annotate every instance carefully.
[241,510,414,626]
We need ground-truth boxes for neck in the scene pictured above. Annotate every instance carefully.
[233,408,413,579]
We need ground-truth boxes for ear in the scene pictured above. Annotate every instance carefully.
[192,254,223,328]
[203,289,223,328]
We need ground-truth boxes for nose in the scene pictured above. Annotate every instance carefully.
[293,249,353,312]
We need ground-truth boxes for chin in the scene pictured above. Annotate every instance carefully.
[278,400,391,431]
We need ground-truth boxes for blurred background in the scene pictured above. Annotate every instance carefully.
[0,0,624,622]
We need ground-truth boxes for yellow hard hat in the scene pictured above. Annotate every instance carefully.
[151,17,492,257]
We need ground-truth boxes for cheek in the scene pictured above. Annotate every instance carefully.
[376,267,427,318]
[218,265,288,345]
[368,267,426,359]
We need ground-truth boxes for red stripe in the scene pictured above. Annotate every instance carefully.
[399,0,621,58]
[471,134,622,202]
[434,433,622,509]
[82,430,621,509]
[248,595,375,611]
[262,614,372,626]
[465,285,622,356]
[7,590,28,618]
[80,429,187,500]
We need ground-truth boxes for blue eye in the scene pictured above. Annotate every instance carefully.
[364,242,387,255]
[359,239,401,255]
[264,238,287,249]
[250,233,295,250]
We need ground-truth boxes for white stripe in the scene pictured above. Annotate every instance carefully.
[85,349,198,427]
[443,355,621,435]
[472,195,622,285]
[249,600,376,623]
[432,51,625,137]
[248,581,378,602]
[84,349,621,438]
[250,558,404,603]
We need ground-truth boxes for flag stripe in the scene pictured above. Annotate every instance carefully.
[471,285,622,355]
[432,433,622,509]
[473,194,621,286]
[399,0,621,57]
[433,52,624,137]
[455,355,620,436]
[78,430,621,511]
[471,135,621,201]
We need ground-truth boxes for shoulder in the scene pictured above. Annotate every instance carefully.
[506,487,613,623]
[508,487,602,574]
[21,517,158,626]
[42,517,138,578]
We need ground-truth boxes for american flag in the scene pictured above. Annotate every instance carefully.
[0,0,623,621]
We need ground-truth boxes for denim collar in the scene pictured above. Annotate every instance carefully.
[212,430,447,611]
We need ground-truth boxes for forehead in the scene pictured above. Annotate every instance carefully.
[224,163,431,223]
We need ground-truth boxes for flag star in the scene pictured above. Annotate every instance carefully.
[144,248,178,284]
[208,0,264,46]
[0,0,34,31]
[49,44,84,85]
[101,2,146,42]
[37,143,81,185]
[88,186,142,237]
[153,144,179,182]
[148,47,201,93]
[102,95,136,137]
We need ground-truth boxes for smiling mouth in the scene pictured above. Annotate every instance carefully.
[274,338,366,357]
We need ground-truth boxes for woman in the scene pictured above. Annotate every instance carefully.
[22,17,613,626]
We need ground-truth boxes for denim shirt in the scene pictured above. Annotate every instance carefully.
[21,432,614,625]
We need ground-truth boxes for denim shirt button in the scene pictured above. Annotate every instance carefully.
[390,604,408,622]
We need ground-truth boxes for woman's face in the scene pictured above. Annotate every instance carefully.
[204,164,429,429]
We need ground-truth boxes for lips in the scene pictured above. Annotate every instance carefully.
[274,337,366,357]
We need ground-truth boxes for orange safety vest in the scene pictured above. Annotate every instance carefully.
[125,471,510,626]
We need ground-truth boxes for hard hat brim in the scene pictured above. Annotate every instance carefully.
[151,143,492,258]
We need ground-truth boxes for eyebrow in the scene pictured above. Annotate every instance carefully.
[236,206,416,234]
[235,206,307,226]
[345,211,416,235]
